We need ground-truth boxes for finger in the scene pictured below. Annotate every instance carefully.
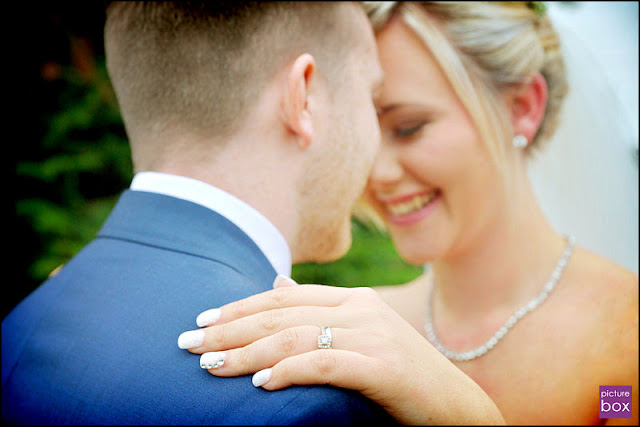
[200,325,322,376]
[251,349,380,394]
[201,326,368,377]
[273,274,299,289]
[196,284,354,327]
[187,306,346,353]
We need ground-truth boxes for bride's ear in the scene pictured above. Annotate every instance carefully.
[508,72,548,142]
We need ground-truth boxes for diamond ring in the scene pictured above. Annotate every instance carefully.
[317,326,332,349]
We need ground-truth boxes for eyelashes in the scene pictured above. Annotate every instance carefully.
[393,122,426,138]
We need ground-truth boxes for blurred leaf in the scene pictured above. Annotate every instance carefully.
[17,150,104,182]
[18,57,130,285]
[17,199,76,235]
[292,219,423,287]
[21,52,418,292]
[30,256,69,281]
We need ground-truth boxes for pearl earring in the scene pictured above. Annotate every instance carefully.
[512,134,528,148]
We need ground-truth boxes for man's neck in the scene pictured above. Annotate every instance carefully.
[149,135,303,267]
[130,171,293,276]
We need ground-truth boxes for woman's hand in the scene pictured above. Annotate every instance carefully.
[177,275,505,425]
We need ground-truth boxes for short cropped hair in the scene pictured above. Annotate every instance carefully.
[105,1,358,152]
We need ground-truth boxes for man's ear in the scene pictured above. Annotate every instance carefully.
[510,72,548,142]
[281,53,316,148]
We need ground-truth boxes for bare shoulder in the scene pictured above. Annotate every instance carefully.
[567,246,638,314]
[374,272,429,302]
[507,247,638,424]
[563,246,638,378]
[571,251,640,426]
[374,272,430,330]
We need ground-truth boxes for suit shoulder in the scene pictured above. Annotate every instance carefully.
[264,385,398,425]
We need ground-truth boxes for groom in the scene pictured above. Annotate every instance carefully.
[2,1,391,424]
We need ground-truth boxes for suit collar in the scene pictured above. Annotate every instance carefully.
[130,172,292,276]
[97,190,277,291]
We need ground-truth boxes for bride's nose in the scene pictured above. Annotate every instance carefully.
[368,144,403,191]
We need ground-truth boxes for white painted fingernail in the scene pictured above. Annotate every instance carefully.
[196,308,221,327]
[200,352,226,369]
[252,368,272,387]
[273,274,298,289]
[177,329,204,349]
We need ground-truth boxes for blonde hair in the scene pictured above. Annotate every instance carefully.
[354,1,568,229]
[365,1,568,163]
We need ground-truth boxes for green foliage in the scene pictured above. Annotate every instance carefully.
[17,196,120,279]
[19,57,421,291]
[292,219,423,287]
[17,60,132,282]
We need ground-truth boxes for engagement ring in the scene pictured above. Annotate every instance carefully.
[317,326,332,349]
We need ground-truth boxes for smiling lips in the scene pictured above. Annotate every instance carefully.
[381,190,440,216]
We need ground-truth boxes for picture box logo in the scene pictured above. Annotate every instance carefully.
[599,385,632,419]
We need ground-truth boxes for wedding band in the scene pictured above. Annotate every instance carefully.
[317,326,332,349]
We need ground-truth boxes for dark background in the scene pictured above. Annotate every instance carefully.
[9,2,422,321]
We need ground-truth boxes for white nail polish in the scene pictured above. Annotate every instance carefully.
[200,352,226,369]
[177,329,204,349]
[196,308,221,327]
[252,368,272,387]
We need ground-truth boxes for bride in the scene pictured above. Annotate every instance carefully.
[177,2,638,424]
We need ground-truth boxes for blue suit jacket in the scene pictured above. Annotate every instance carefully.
[3,190,398,425]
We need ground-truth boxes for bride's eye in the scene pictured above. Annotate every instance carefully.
[394,122,426,138]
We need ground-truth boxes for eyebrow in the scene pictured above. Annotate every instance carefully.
[377,102,431,115]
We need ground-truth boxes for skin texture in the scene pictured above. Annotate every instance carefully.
[178,8,638,427]
[370,15,639,425]
[151,3,383,265]
[290,7,384,263]
[183,279,506,425]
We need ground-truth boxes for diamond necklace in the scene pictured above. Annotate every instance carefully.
[424,235,576,362]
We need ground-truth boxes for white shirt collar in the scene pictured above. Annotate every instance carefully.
[130,171,292,277]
